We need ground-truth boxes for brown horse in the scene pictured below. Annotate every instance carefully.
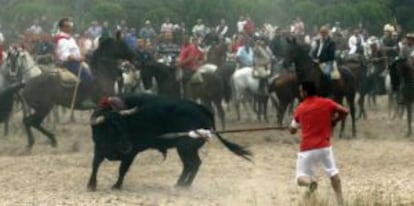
[281,39,357,137]
[394,58,414,136]
[21,35,135,149]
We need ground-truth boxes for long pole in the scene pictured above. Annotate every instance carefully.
[69,67,83,122]
[158,126,289,139]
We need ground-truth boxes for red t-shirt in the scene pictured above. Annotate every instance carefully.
[179,44,203,71]
[293,96,338,152]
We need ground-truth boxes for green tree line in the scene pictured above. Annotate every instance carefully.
[0,0,412,36]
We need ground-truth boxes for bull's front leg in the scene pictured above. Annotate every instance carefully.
[112,154,137,190]
[87,153,104,191]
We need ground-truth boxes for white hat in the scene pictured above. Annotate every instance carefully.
[384,24,395,32]
[145,20,151,24]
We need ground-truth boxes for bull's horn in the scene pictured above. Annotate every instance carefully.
[119,107,138,116]
[91,116,105,125]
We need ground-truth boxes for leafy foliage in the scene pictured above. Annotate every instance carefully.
[0,0,412,36]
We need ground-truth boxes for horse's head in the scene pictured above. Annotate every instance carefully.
[95,32,135,62]
[5,48,22,78]
[283,36,301,68]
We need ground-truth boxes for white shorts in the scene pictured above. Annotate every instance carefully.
[296,147,339,180]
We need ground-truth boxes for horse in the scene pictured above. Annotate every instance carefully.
[139,60,227,129]
[393,58,414,136]
[268,71,298,125]
[231,66,270,122]
[1,48,42,136]
[283,38,357,137]
[336,51,368,120]
[21,34,135,149]
[120,61,143,94]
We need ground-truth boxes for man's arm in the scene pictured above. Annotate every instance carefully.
[289,118,300,135]
[332,103,349,126]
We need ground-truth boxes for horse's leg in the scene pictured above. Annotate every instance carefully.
[406,102,412,137]
[234,97,241,121]
[254,95,262,122]
[263,95,269,123]
[335,95,346,138]
[23,114,36,149]
[347,93,357,137]
[277,99,289,126]
[4,116,9,136]
[357,93,367,120]
[214,99,226,129]
[26,107,57,147]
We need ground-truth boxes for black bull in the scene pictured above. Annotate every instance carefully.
[88,94,252,191]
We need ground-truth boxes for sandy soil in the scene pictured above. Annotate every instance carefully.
[1,97,414,206]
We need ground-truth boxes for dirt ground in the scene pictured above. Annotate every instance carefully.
[1,97,414,206]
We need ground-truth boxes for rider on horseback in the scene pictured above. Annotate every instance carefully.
[253,36,272,95]
[310,26,336,94]
[55,17,94,107]
[235,37,254,68]
[177,35,204,97]
[156,32,180,67]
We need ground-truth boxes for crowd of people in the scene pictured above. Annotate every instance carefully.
[2,15,414,206]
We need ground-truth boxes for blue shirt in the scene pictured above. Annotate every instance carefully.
[236,46,254,67]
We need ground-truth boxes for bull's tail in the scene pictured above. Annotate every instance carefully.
[215,132,253,162]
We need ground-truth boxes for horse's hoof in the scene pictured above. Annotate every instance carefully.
[87,184,97,192]
[50,140,58,148]
[111,184,122,190]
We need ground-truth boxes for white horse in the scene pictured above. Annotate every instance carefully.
[231,66,269,122]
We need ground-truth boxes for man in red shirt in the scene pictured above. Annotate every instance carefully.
[289,81,348,205]
[177,36,204,97]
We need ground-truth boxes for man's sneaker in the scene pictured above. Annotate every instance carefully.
[305,181,318,197]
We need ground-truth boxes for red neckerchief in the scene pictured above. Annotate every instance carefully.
[54,32,71,43]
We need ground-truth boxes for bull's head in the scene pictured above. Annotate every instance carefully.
[90,107,138,125]
[90,107,139,157]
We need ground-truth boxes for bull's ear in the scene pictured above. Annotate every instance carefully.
[91,115,105,125]
[119,107,139,116]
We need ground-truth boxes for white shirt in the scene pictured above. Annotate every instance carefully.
[192,24,206,36]
[237,20,246,33]
[161,23,174,33]
[216,25,228,37]
[348,35,364,55]
[55,32,81,62]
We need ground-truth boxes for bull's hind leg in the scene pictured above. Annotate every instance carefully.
[176,141,203,187]
[112,153,137,190]
[87,152,104,191]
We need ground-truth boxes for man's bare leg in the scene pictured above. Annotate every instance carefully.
[297,176,318,193]
[330,174,344,206]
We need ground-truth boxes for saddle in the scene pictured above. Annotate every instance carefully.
[54,68,80,88]
[189,64,218,84]
[319,61,341,80]
[252,66,271,79]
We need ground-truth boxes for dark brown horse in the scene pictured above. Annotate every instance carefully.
[282,39,357,137]
[394,58,414,136]
[139,60,226,130]
[21,35,135,149]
